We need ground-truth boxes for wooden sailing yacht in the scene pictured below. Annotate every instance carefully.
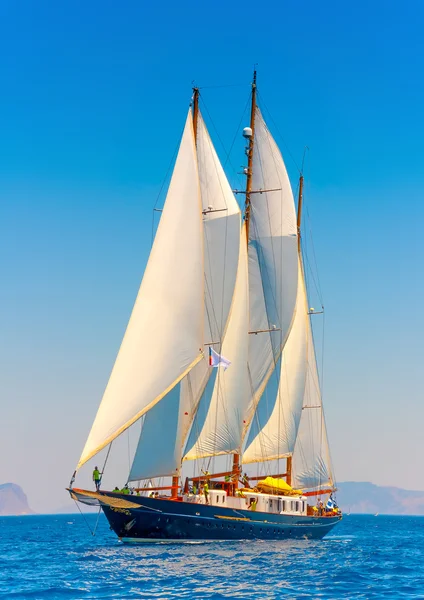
[69,72,342,542]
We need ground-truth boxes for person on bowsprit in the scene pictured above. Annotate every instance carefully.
[92,467,101,491]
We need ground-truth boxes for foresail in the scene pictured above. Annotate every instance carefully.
[77,112,204,468]
[291,316,334,491]
[128,364,209,481]
[243,258,308,463]
[127,111,242,478]
[184,225,250,460]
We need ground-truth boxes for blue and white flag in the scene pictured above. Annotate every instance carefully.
[326,497,334,510]
[208,346,231,370]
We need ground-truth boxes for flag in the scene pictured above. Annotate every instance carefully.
[208,346,231,370]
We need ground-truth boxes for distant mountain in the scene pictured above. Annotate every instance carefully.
[337,482,424,515]
[0,483,34,516]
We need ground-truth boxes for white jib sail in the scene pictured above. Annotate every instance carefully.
[243,257,308,463]
[128,111,241,479]
[77,112,204,468]
[291,314,334,491]
[184,225,250,459]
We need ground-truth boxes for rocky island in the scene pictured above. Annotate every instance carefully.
[0,483,34,516]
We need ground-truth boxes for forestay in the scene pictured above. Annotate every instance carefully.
[77,112,204,468]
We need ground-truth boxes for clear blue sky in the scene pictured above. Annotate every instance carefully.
[1,0,423,512]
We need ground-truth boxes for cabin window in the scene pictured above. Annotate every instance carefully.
[216,496,219,504]
[282,501,286,512]
[269,499,273,510]
[296,502,299,512]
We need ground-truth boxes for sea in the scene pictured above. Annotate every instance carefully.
[1,514,423,599]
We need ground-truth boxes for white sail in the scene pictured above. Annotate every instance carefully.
[240,108,299,439]
[77,112,204,468]
[248,107,298,358]
[128,365,209,481]
[291,317,334,491]
[128,111,241,479]
[243,258,308,463]
[129,383,182,481]
[197,112,241,345]
[184,225,250,459]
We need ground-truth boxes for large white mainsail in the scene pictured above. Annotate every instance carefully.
[184,224,249,459]
[291,311,334,491]
[243,257,308,463]
[128,108,241,480]
[77,112,204,468]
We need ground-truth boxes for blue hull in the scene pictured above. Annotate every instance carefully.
[100,493,341,542]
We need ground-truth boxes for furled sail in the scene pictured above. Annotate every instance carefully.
[77,112,204,468]
[291,316,334,491]
[242,257,308,463]
[127,110,241,479]
[184,224,249,459]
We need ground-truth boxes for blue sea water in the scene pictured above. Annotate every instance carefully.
[1,514,424,599]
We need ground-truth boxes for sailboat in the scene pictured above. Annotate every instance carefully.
[68,72,342,542]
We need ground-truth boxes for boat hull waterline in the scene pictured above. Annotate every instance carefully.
[72,490,341,542]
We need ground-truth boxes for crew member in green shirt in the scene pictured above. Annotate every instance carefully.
[92,467,101,491]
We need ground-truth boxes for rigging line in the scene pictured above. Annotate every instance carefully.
[257,117,295,460]
[101,442,113,482]
[92,506,102,537]
[127,429,131,475]
[199,95,244,187]
[306,210,325,307]
[150,122,186,245]
[72,499,98,537]
[199,83,249,89]
[199,110,232,346]
[256,91,302,175]
[303,252,324,309]
[216,91,251,185]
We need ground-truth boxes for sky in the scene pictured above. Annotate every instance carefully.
[0,0,423,513]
